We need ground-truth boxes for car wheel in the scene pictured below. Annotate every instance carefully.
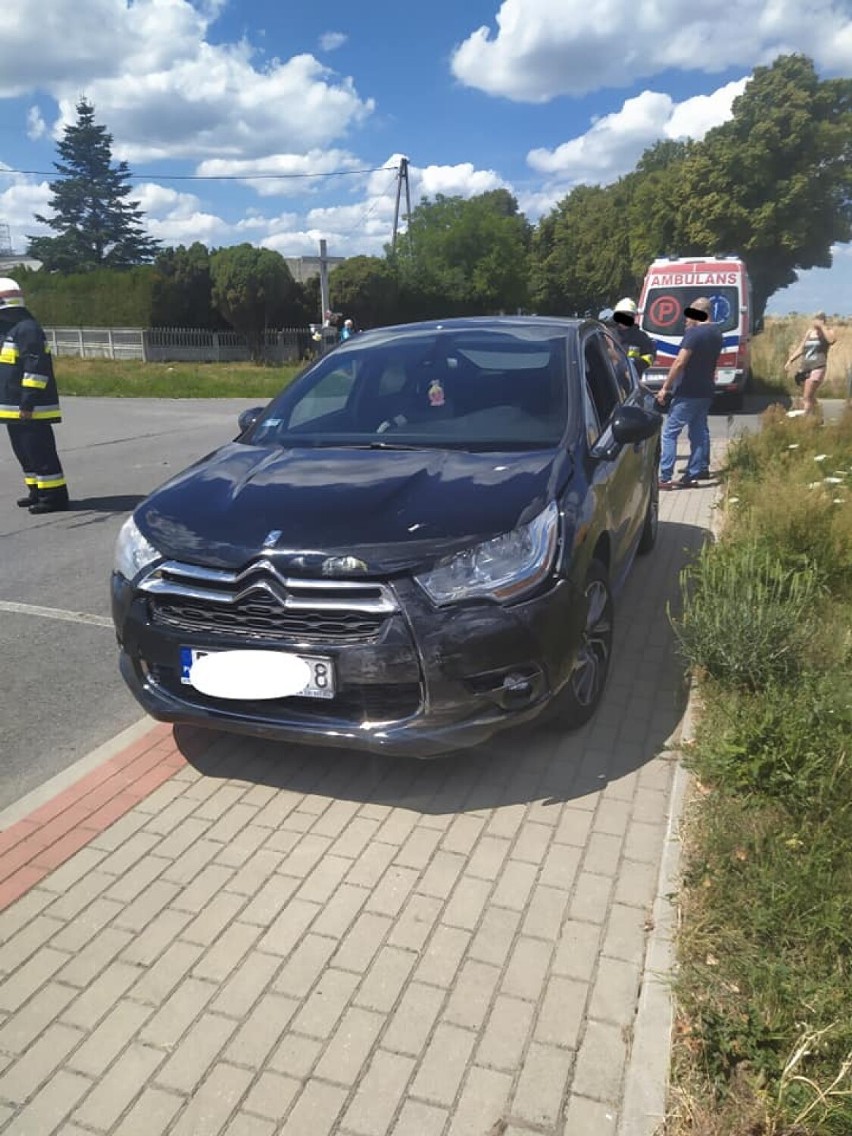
[547,559,614,731]
[637,471,659,555]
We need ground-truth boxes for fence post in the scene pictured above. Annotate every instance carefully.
[108,328,115,360]
[78,328,84,357]
[214,331,220,364]
[141,330,148,363]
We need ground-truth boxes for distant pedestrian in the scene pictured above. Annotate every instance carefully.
[656,296,722,489]
[340,318,355,341]
[785,312,836,416]
[0,278,69,513]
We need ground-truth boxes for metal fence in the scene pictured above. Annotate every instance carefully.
[44,326,322,364]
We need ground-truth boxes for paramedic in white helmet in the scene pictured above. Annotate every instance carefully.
[608,297,657,377]
[0,278,69,513]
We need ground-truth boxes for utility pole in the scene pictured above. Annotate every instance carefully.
[391,157,412,254]
[318,238,330,322]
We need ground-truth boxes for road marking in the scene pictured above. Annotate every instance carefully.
[0,600,114,629]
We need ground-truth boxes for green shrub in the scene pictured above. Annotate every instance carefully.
[671,540,823,690]
[688,673,852,816]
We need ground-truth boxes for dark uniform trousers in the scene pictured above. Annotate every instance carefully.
[7,420,68,505]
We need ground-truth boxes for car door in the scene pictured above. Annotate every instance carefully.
[580,328,648,583]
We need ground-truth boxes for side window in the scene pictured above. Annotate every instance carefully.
[288,361,358,428]
[582,381,601,449]
[583,334,621,431]
[604,332,635,399]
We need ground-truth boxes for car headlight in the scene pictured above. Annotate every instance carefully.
[114,515,162,581]
[415,501,559,605]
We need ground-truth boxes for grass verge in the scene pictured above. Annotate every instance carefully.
[666,406,852,1135]
[54,356,305,398]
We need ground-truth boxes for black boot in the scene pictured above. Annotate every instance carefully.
[29,488,69,515]
[17,494,37,508]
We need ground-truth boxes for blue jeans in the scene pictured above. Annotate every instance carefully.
[660,397,712,481]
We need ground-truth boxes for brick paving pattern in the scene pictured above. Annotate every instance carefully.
[0,460,720,1136]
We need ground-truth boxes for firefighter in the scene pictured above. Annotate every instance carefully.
[610,297,657,377]
[0,277,69,513]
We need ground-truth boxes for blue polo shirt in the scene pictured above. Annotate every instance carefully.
[674,322,723,398]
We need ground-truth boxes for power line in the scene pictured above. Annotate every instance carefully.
[340,167,400,241]
[0,163,398,182]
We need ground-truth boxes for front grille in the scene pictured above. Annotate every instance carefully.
[140,558,397,646]
[151,597,385,642]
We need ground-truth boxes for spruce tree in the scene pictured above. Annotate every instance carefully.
[28,98,159,272]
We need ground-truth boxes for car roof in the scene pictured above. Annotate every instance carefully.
[353,315,596,338]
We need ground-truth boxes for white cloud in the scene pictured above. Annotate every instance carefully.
[412,162,508,201]
[26,106,46,140]
[319,32,348,52]
[0,1,374,164]
[194,150,374,198]
[527,79,747,186]
[0,0,208,98]
[0,175,51,247]
[451,0,852,102]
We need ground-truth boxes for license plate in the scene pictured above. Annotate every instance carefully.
[179,648,335,699]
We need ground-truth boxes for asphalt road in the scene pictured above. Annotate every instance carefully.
[0,392,819,812]
[0,395,261,810]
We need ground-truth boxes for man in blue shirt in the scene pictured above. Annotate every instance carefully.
[655,297,722,488]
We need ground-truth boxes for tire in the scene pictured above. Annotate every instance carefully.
[546,559,614,730]
[637,472,659,555]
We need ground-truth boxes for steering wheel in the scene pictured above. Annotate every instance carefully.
[376,414,408,434]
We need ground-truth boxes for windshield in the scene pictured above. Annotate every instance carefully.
[246,328,570,451]
[641,286,739,336]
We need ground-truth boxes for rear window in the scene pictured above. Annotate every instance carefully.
[641,286,739,335]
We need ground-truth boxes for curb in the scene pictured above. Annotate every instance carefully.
[0,718,197,913]
[618,439,725,1135]
[618,686,698,1136]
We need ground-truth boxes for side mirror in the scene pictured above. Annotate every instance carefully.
[238,406,264,434]
[611,404,660,446]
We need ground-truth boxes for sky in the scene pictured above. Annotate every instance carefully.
[0,0,850,316]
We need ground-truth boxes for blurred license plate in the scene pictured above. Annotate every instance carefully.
[179,648,335,699]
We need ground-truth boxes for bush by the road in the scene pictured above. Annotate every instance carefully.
[667,407,852,1136]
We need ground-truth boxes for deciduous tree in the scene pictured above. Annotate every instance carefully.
[210,244,302,357]
[151,243,220,328]
[393,189,531,318]
[672,55,852,318]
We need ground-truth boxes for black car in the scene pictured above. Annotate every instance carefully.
[111,317,661,757]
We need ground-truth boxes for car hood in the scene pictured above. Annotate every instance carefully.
[137,442,571,574]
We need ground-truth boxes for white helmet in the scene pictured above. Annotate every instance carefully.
[613,297,637,316]
[0,278,25,310]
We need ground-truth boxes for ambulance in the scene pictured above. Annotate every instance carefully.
[637,255,755,406]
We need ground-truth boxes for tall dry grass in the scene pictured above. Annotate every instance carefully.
[752,316,852,398]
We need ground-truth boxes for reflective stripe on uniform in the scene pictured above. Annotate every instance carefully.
[0,343,18,364]
[0,404,61,420]
[22,373,49,390]
[36,473,67,490]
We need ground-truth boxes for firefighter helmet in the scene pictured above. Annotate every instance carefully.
[0,278,25,310]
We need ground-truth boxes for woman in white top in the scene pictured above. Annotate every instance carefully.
[786,312,837,415]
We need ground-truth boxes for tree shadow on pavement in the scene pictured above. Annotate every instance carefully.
[173,516,709,815]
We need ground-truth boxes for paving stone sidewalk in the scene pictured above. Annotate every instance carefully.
[0,462,721,1136]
